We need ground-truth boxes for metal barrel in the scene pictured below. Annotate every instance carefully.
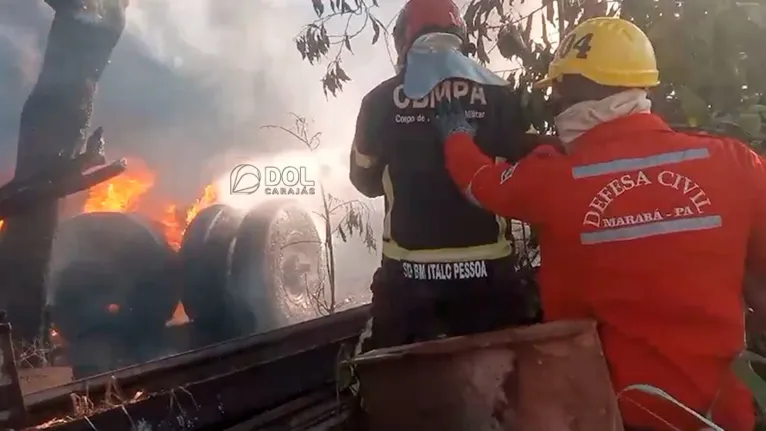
[352,320,623,431]
[0,311,27,429]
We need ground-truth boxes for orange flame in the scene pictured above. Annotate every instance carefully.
[81,158,218,251]
[156,185,218,251]
[158,204,184,251]
[80,157,217,326]
[169,302,190,326]
[1,158,216,327]
[186,184,218,225]
[83,157,155,213]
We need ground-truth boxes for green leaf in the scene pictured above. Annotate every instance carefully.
[522,16,533,43]
[497,25,528,61]
[371,17,380,45]
[733,351,766,414]
[738,112,762,138]
[344,35,352,53]
[745,104,766,115]
[542,0,555,25]
[312,0,324,17]
[676,85,710,126]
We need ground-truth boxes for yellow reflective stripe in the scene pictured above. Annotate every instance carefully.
[381,158,511,263]
[382,240,511,263]
[382,165,394,240]
[353,146,376,169]
[496,216,508,242]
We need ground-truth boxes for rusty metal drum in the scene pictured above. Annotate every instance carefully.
[351,320,623,431]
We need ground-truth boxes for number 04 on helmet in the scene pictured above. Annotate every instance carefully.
[534,17,660,89]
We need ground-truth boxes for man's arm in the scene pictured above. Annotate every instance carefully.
[493,87,531,163]
[349,94,385,198]
[443,131,559,224]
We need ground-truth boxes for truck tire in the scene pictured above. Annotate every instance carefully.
[226,199,325,335]
[47,212,178,341]
[178,204,243,334]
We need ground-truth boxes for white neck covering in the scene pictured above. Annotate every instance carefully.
[554,89,653,150]
[398,32,463,73]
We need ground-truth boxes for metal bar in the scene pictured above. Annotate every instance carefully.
[25,305,369,427]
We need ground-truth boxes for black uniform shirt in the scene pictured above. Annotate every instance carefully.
[350,75,529,263]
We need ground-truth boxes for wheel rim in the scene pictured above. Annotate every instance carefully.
[278,230,322,301]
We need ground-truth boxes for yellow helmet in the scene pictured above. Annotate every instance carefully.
[534,17,659,89]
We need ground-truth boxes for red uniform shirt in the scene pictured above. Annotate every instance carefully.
[445,113,760,431]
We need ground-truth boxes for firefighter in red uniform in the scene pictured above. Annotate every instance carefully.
[350,0,538,353]
[434,17,758,431]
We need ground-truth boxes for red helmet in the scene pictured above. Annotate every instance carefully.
[393,0,467,60]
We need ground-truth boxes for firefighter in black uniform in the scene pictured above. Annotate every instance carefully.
[350,0,537,351]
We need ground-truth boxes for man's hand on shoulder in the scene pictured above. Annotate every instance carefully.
[434,98,476,141]
[520,133,565,157]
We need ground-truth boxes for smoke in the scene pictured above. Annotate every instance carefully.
[0,1,48,172]
[1,0,404,296]
[118,0,399,297]
[116,0,404,193]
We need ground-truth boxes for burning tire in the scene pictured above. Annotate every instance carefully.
[227,199,325,333]
[47,212,178,341]
[179,200,325,339]
[178,204,243,332]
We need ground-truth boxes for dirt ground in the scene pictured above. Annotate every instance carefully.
[19,367,72,395]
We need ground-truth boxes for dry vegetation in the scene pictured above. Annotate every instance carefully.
[34,376,149,429]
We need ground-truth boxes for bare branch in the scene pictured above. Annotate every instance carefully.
[264,115,378,315]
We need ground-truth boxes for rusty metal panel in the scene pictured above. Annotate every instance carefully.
[353,319,624,431]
